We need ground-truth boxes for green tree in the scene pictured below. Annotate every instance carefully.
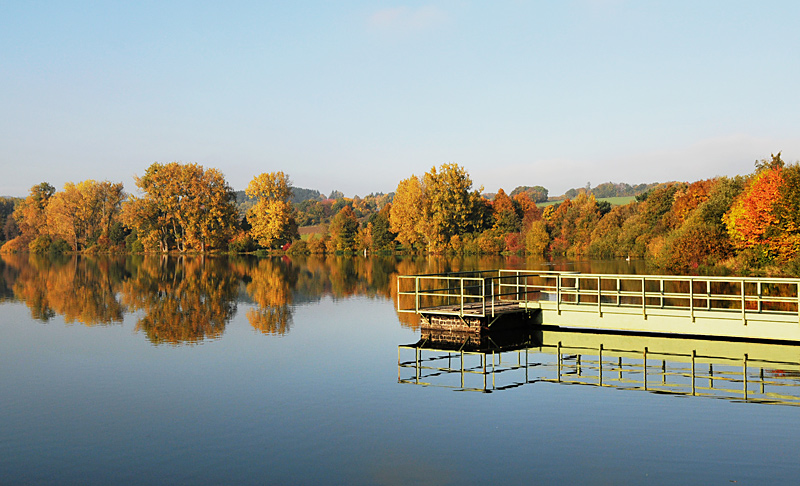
[510,185,548,203]
[420,163,479,252]
[329,206,360,252]
[367,204,397,251]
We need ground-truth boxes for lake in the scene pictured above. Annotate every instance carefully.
[1,253,799,485]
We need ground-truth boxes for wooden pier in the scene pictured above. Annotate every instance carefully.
[397,270,800,342]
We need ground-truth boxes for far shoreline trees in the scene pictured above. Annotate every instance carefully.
[3,154,800,276]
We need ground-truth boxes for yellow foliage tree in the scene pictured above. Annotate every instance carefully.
[47,180,124,251]
[246,172,298,249]
[1,183,55,253]
[389,175,425,249]
[122,162,237,252]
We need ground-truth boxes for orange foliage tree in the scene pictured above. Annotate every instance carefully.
[723,167,784,254]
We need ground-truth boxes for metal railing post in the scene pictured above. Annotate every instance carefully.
[757,281,762,313]
[415,276,420,313]
[741,280,746,325]
[598,275,602,316]
[481,277,486,317]
[397,277,401,312]
[460,278,464,317]
[642,277,646,319]
[557,274,561,315]
[491,277,495,317]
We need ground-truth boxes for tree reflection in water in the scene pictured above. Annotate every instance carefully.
[0,253,649,344]
[243,257,296,335]
[1,253,126,324]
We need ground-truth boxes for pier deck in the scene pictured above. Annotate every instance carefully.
[397,270,800,342]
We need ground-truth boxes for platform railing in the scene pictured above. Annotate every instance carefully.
[497,270,800,324]
[398,270,800,324]
[396,270,566,317]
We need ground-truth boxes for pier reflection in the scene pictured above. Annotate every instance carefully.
[398,329,800,405]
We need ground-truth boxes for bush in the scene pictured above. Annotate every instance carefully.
[228,233,257,253]
[477,231,503,254]
[286,240,309,254]
[307,234,328,254]
[29,235,52,254]
[504,232,524,253]
[125,232,144,253]
[49,238,70,255]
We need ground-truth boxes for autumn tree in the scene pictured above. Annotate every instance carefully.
[543,193,602,256]
[329,205,360,252]
[513,192,541,228]
[491,188,521,234]
[587,202,639,257]
[1,182,55,253]
[47,180,124,251]
[122,162,238,252]
[723,167,783,254]
[420,163,481,252]
[775,163,800,260]
[525,220,549,256]
[246,171,298,249]
[389,175,425,250]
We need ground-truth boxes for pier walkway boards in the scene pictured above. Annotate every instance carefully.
[396,270,800,342]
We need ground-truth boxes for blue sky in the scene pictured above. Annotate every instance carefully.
[2,1,799,198]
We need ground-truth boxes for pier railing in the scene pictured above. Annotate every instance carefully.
[396,270,569,318]
[397,270,800,324]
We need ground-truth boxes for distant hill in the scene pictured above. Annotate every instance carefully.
[234,187,324,205]
[561,182,661,200]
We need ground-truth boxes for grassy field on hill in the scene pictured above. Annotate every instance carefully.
[537,196,635,207]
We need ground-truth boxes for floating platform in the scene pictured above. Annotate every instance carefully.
[398,270,800,342]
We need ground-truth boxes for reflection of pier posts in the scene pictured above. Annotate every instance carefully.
[643,347,648,391]
[557,342,562,383]
[397,329,800,403]
[599,344,603,386]
[743,354,748,400]
[416,347,420,384]
[709,363,714,389]
[461,350,464,388]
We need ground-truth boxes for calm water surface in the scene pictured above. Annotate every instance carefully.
[1,254,799,485]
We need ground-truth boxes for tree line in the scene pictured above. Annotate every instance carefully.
[1,155,799,274]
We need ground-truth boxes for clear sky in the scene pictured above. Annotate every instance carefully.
[2,1,799,198]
